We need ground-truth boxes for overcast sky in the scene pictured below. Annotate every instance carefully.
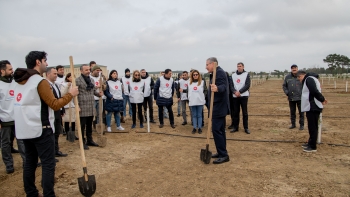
[1,0,349,75]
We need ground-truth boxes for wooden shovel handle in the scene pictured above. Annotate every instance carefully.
[99,77,103,136]
[69,56,88,169]
[207,62,217,144]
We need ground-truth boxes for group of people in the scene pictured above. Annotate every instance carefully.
[0,52,327,196]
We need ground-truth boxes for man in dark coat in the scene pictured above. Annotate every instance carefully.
[206,57,230,164]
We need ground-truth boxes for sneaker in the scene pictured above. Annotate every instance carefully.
[131,124,136,128]
[107,127,112,132]
[192,128,196,134]
[171,124,176,128]
[140,124,144,128]
[299,126,304,130]
[117,126,125,131]
[301,143,309,148]
[303,147,317,153]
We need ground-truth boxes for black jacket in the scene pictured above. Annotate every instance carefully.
[282,72,302,101]
[302,73,325,112]
[51,83,65,119]
[207,66,230,118]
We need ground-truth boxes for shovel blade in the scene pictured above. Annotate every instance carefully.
[97,136,107,147]
[200,144,212,164]
[67,128,75,142]
[78,174,96,197]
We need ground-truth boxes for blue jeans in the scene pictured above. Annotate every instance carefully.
[123,94,132,117]
[190,105,203,129]
[106,111,121,127]
[23,128,56,197]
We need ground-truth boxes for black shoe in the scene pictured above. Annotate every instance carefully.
[55,151,68,157]
[301,143,309,148]
[171,124,176,128]
[37,162,42,167]
[211,153,220,158]
[182,122,187,125]
[299,126,304,130]
[55,158,59,162]
[228,125,234,129]
[192,128,196,134]
[11,148,19,153]
[62,129,67,136]
[84,144,89,150]
[213,156,230,164]
[86,141,99,146]
[121,116,125,123]
[159,124,164,128]
[198,128,202,134]
[230,128,238,133]
[150,120,156,123]
[244,129,251,134]
[303,147,317,153]
[6,168,14,174]
[289,125,296,129]
[75,136,79,140]
[177,114,181,117]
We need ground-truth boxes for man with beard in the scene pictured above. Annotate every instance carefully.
[121,68,133,121]
[55,65,65,88]
[141,69,156,123]
[0,60,26,174]
[76,64,103,149]
[13,51,78,197]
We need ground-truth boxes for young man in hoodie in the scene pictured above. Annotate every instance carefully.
[121,68,133,120]
[297,70,327,153]
[282,64,304,130]
[0,60,26,174]
[13,51,78,197]
[230,62,251,134]
[141,69,156,123]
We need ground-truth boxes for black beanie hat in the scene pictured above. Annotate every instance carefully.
[125,68,130,74]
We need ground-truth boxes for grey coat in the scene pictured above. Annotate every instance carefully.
[282,73,302,101]
[76,75,100,117]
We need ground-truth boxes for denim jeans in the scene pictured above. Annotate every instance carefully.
[106,111,121,127]
[122,94,132,117]
[23,128,56,197]
[190,105,203,129]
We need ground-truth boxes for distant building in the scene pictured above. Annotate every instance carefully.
[61,64,108,78]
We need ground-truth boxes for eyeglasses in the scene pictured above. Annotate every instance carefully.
[134,74,140,76]
[193,74,199,76]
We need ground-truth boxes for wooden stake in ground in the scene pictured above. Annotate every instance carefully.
[69,56,96,197]
[97,77,107,147]
[200,62,217,164]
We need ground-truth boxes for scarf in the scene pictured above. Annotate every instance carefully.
[81,74,95,90]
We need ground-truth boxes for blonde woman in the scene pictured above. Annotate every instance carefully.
[188,70,207,134]
[60,73,77,139]
[125,70,145,128]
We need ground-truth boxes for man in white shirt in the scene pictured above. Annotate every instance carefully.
[55,65,65,88]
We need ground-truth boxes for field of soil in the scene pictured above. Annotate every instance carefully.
[1,78,350,196]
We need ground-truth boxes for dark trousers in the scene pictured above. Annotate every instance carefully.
[54,118,63,154]
[289,100,304,126]
[229,96,234,125]
[131,103,143,125]
[306,111,321,149]
[233,97,249,129]
[212,117,228,157]
[158,105,174,125]
[23,128,56,197]
[143,96,154,121]
[80,116,94,142]
[1,125,25,171]
[64,122,76,133]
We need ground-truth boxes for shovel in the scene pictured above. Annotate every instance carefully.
[97,77,107,147]
[67,101,75,142]
[70,56,96,196]
[200,62,217,164]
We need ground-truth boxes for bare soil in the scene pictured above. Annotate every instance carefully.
[1,79,350,197]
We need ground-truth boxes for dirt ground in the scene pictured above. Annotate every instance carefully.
[1,79,350,197]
